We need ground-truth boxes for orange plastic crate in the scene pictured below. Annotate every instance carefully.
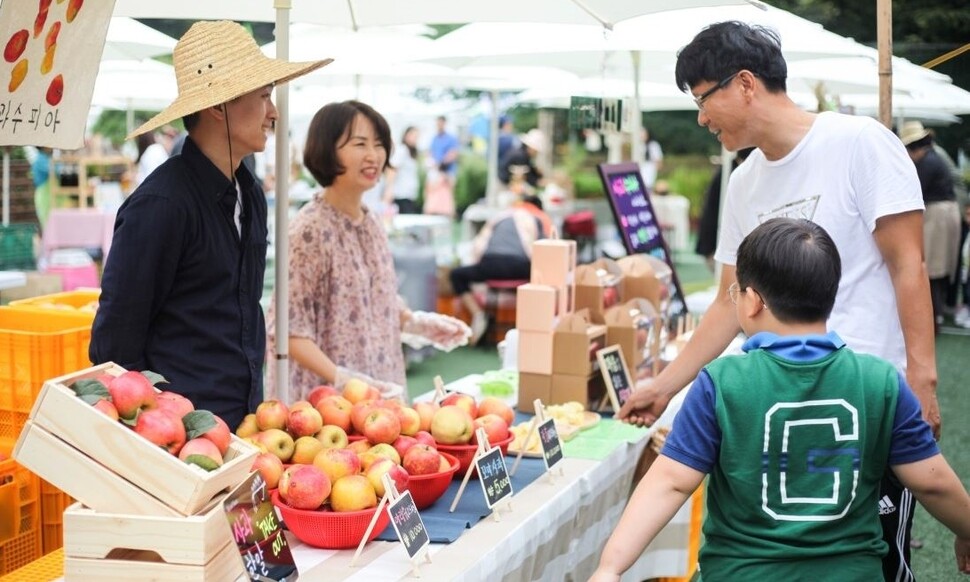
[39,480,72,555]
[0,457,41,576]
[0,308,93,450]
[7,290,100,322]
[0,547,63,581]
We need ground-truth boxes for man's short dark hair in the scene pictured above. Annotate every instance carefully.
[182,112,200,132]
[736,218,841,323]
[303,100,392,187]
[675,21,788,94]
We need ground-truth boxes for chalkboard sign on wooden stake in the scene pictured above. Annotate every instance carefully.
[433,375,448,404]
[449,427,514,519]
[596,344,635,413]
[224,472,297,582]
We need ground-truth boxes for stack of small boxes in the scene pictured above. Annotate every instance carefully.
[516,240,608,409]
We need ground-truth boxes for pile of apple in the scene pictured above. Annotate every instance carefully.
[238,379,452,512]
[71,371,232,471]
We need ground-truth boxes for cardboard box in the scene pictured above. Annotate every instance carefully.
[574,259,623,324]
[550,373,589,407]
[517,330,554,375]
[552,311,607,377]
[530,239,576,315]
[617,255,672,315]
[517,372,552,410]
[14,363,258,517]
[515,283,558,333]
[604,298,660,372]
[63,500,246,582]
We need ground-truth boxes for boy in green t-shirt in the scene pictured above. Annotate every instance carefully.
[591,218,970,581]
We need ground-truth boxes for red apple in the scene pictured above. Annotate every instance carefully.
[431,405,475,445]
[92,398,119,421]
[155,391,195,419]
[255,400,289,431]
[329,474,377,512]
[108,371,158,420]
[476,397,514,426]
[307,384,338,408]
[313,447,361,484]
[279,464,331,510]
[413,401,439,433]
[403,444,442,476]
[367,443,401,466]
[350,399,379,435]
[392,435,418,460]
[134,408,186,455]
[235,413,259,438]
[315,395,352,433]
[286,406,323,438]
[473,413,510,445]
[440,392,478,419]
[200,414,232,456]
[315,425,349,449]
[365,458,409,498]
[346,439,372,455]
[251,452,284,489]
[362,408,401,445]
[291,435,325,465]
[342,378,380,404]
[256,428,295,463]
[394,406,421,436]
[178,437,223,471]
[413,430,436,449]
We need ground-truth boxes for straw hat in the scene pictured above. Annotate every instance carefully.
[520,129,546,152]
[898,120,930,146]
[128,21,332,139]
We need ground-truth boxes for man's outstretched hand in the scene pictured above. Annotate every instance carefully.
[616,379,672,427]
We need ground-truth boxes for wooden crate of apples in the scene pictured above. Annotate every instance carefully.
[238,379,516,516]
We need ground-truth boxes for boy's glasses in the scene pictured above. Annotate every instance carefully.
[694,71,741,111]
[728,282,741,304]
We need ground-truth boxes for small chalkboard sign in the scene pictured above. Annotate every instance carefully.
[597,344,634,413]
[476,446,513,509]
[388,490,430,560]
[537,418,564,470]
[224,472,297,582]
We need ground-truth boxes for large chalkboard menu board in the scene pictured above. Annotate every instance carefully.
[597,162,687,317]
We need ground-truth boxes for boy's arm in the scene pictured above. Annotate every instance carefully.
[590,457,706,581]
[892,456,970,573]
[873,211,940,439]
[618,264,741,426]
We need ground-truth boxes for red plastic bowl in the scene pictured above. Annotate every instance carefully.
[406,452,459,509]
[436,433,515,477]
[271,490,389,549]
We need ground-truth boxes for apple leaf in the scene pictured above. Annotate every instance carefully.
[79,393,107,406]
[183,454,220,472]
[141,370,169,386]
[73,379,110,399]
[183,409,217,440]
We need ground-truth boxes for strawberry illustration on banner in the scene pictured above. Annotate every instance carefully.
[0,0,114,148]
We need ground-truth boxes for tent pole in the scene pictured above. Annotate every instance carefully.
[486,90,500,206]
[274,0,292,403]
[876,0,893,129]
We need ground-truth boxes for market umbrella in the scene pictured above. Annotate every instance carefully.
[103,17,177,61]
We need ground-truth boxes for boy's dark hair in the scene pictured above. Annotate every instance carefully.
[675,21,788,95]
[303,100,392,187]
[736,218,841,323]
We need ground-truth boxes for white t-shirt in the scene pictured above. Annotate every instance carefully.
[716,112,923,370]
[135,143,169,187]
[389,147,420,201]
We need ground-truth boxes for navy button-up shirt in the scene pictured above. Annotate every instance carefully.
[91,137,267,430]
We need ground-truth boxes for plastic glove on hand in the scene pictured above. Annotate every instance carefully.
[334,366,404,401]
[402,311,471,352]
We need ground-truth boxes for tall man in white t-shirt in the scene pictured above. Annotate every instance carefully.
[618,21,939,582]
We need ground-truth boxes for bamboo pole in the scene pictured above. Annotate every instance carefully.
[876,0,893,129]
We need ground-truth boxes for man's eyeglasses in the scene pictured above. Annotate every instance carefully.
[693,71,741,110]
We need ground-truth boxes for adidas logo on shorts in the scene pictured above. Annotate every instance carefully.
[878,495,896,515]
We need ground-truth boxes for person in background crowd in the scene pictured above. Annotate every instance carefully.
[450,194,552,345]
[592,218,970,582]
[617,21,938,582]
[899,121,961,334]
[90,21,328,431]
[499,128,546,190]
[266,101,470,403]
[30,147,52,230]
[639,126,664,189]
[694,148,754,270]
[423,115,459,218]
[382,126,422,214]
[133,126,177,189]
[496,115,518,163]
[649,179,691,253]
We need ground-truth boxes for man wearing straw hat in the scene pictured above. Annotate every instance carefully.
[91,21,329,431]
